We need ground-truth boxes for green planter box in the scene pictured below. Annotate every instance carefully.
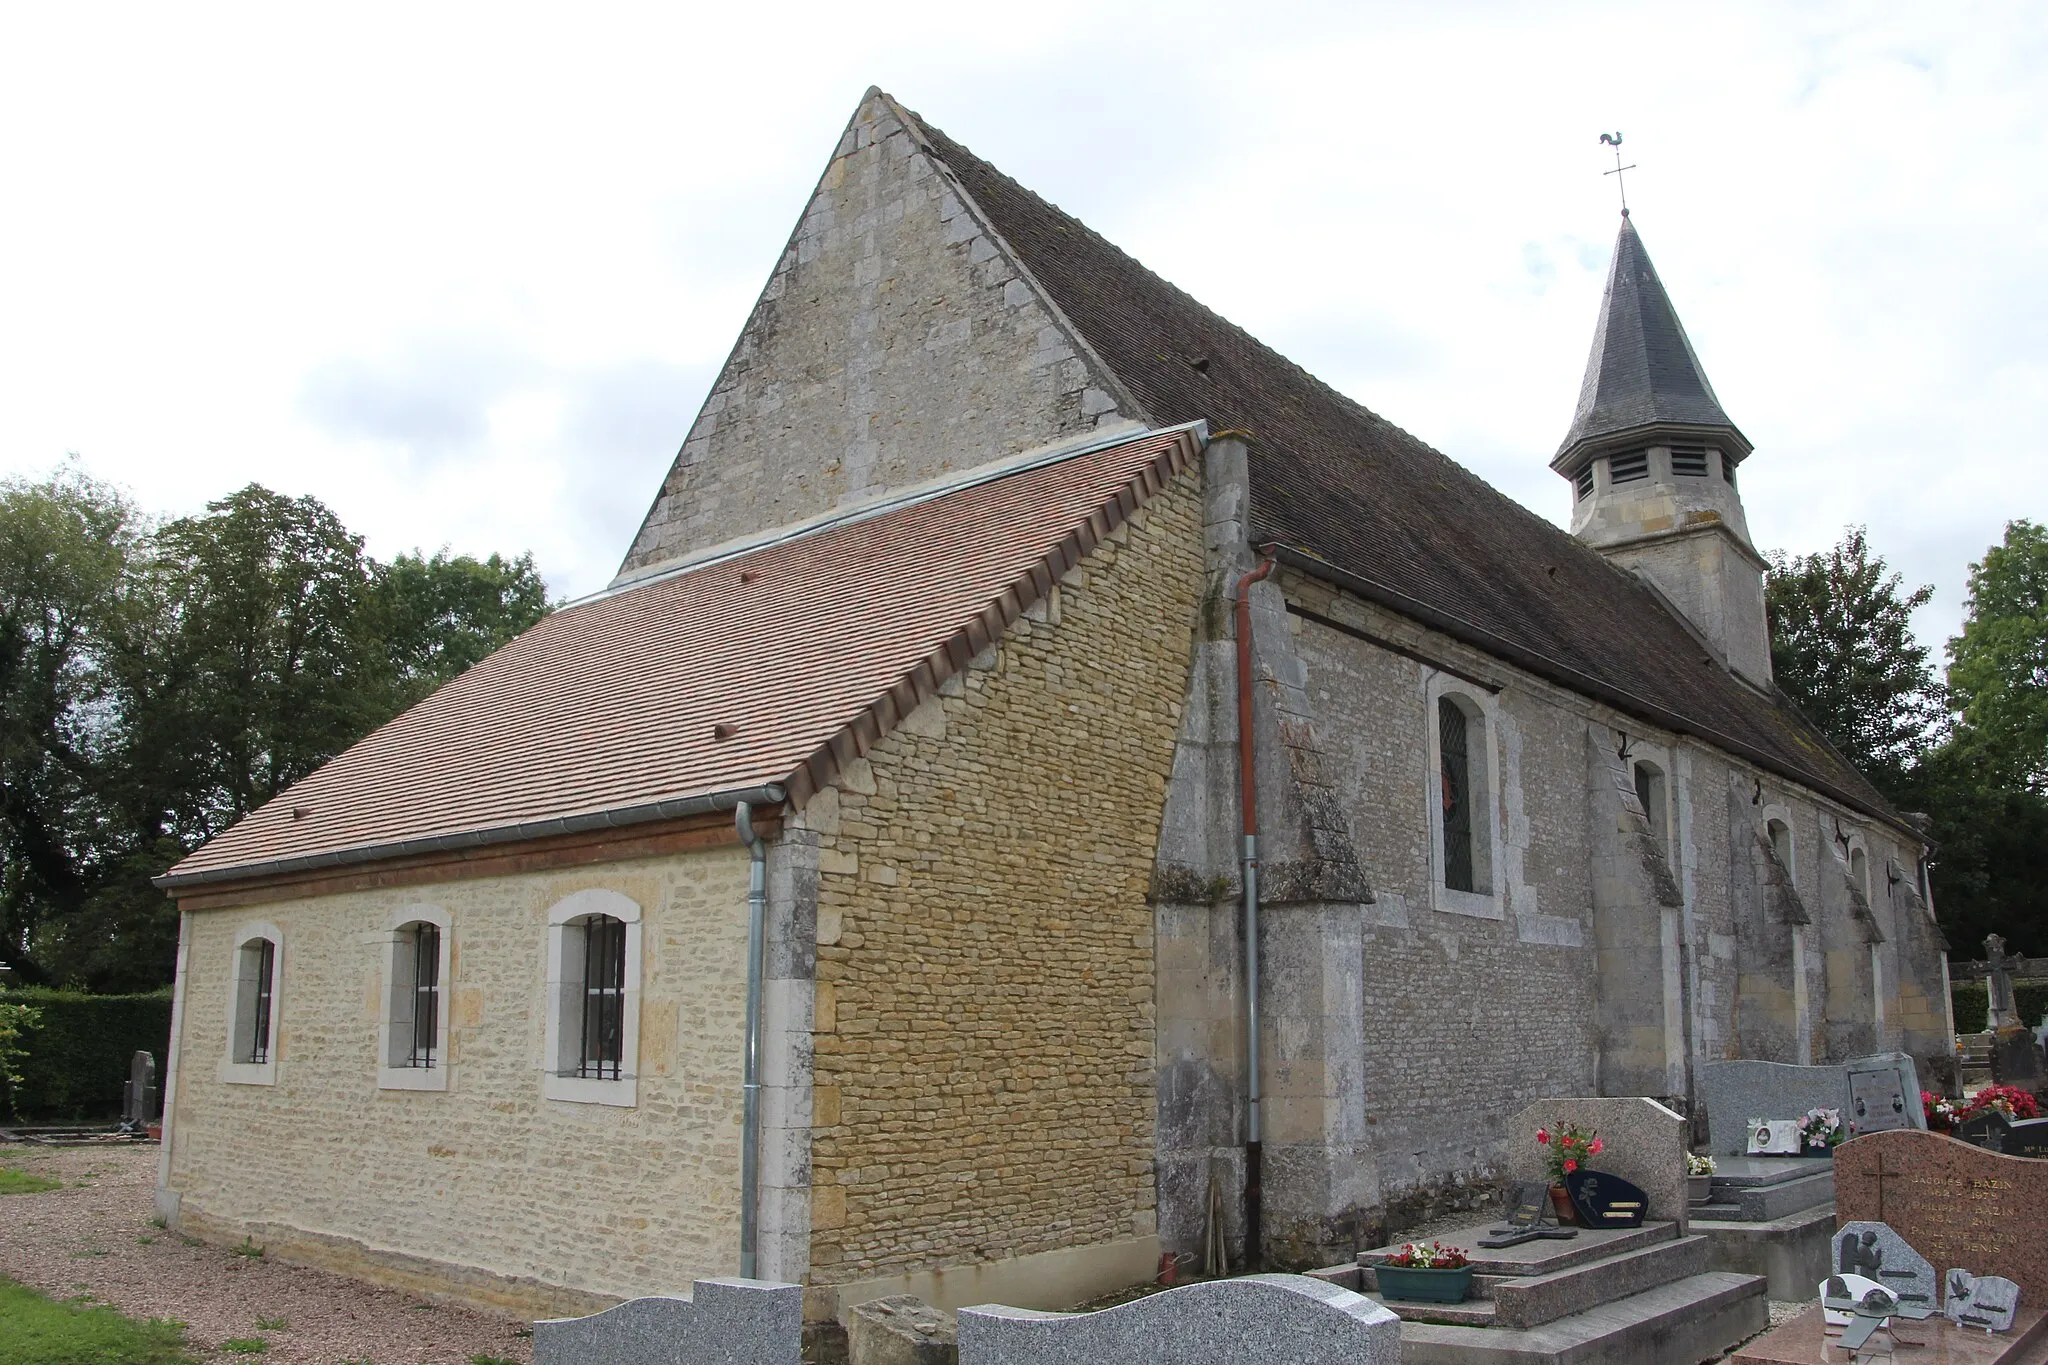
[1375,1265,1473,1304]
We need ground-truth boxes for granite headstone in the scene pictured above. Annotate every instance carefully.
[1835,1130,2048,1302]
[1952,1109,2048,1159]
[1844,1054,1925,1137]
[1699,1053,1924,1156]
[533,1278,802,1365]
[1944,1271,2021,1334]
[1507,1097,1689,1233]
[1832,1222,1937,1311]
[955,1274,1401,1365]
[120,1050,157,1132]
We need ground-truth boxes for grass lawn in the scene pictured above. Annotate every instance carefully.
[0,1166,64,1195]
[0,1276,195,1365]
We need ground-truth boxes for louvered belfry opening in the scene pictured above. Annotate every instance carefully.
[408,923,441,1069]
[1608,449,1650,484]
[1439,698,1475,893]
[579,915,627,1080]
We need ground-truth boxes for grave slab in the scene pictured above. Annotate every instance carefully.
[1397,1271,1766,1365]
[1507,1097,1689,1233]
[1835,1129,2048,1302]
[1698,1205,1837,1303]
[532,1278,802,1365]
[955,1274,1401,1365]
[1732,1302,2048,1364]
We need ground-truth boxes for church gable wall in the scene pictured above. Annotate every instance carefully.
[161,846,752,1317]
[619,91,1131,579]
[800,473,1203,1315]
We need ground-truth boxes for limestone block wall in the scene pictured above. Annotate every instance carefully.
[162,847,752,1315]
[801,473,1204,1309]
[618,89,1131,579]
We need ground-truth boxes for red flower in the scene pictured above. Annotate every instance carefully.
[1536,1128,1550,1145]
[1589,1138,1604,1155]
[1563,1158,1578,1173]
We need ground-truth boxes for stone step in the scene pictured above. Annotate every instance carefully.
[1694,1170,1833,1221]
[1397,1271,1769,1365]
[1696,1204,1836,1303]
[1706,1156,1835,1189]
[1487,1234,1711,1329]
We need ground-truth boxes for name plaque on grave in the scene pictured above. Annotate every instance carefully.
[1565,1169,1649,1229]
[1477,1181,1577,1248]
[1846,1065,1912,1135]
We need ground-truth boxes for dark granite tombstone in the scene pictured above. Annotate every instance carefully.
[1478,1181,1577,1248]
[1951,1110,2048,1159]
[1988,1027,2044,1091]
[1565,1169,1649,1229]
[119,1050,157,1134]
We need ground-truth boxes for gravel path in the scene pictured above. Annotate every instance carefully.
[0,1143,534,1364]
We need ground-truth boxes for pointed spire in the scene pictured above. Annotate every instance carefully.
[1556,218,1744,459]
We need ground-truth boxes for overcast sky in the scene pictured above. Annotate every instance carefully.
[2,3,2039,652]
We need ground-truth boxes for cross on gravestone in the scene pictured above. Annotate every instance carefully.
[1477,1181,1576,1248]
[1839,1149,1910,1225]
[120,1051,157,1133]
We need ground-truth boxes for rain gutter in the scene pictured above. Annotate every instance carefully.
[1234,550,1276,1271]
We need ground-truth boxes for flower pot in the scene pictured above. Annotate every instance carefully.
[145,1123,162,1142]
[1801,1144,1834,1158]
[1687,1173,1713,1204]
[1548,1184,1579,1225]
[1375,1264,1474,1304]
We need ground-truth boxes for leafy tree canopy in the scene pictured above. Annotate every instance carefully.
[1947,519,2048,791]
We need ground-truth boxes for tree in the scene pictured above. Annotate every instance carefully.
[0,469,142,983]
[1947,519,2048,791]
[372,549,551,712]
[1765,527,1946,798]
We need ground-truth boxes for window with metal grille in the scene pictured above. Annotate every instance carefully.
[1574,465,1595,500]
[1670,445,1710,477]
[238,938,275,1065]
[1439,698,1475,893]
[1608,450,1650,484]
[408,923,440,1069]
[1721,452,1738,486]
[579,915,627,1080]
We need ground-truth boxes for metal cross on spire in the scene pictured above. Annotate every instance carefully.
[1599,132,1636,217]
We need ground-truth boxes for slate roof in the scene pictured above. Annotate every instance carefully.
[162,425,1201,887]
[1556,216,1746,462]
[891,97,1899,828]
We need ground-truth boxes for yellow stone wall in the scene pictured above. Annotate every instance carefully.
[163,847,751,1314]
[804,473,1205,1289]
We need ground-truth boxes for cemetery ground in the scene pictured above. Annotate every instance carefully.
[0,1144,533,1364]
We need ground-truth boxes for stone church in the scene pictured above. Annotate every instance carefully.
[151,90,1950,1329]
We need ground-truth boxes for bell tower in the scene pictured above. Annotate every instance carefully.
[1553,216,1773,686]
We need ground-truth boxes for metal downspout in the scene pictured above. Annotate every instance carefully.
[1234,552,1276,1271]
[735,802,769,1280]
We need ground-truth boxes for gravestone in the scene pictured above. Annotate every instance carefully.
[1835,1129,2048,1301]
[1832,1222,1937,1311]
[1699,1053,1923,1155]
[532,1278,802,1365]
[851,1295,957,1365]
[1986,935,2020,1029]
[1844,1054,1923,1137]
[120,1051,157,1133]
[955,1274,1401,1365]
[1944,1270,2022,1334]
[1988,1027,2044,1092]
[1951,1109,2048,1159]
[1507,1096,1689,1232]
[1565,1169,1649,1229]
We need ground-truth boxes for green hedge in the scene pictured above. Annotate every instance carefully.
[0,988,173,1122]
[1951,981,2048,1036]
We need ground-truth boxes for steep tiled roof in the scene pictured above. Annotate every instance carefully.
[894,99,1898,827]
[163,426,1201,887]
[1557,217,1744,461]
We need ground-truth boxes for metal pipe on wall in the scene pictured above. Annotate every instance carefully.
[1234,551,1276,1271]
[734,802,769,1279]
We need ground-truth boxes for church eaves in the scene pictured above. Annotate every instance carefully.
[1554,217,1747,465]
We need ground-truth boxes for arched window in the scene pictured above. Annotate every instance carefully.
[543,890,642,1106]
[379,906,451,1091]
[1430,688,1495,906]
[220,922,283,1085]
[1767,817,1793,872]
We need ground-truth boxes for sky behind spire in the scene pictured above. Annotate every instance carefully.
[0,2,2038,652]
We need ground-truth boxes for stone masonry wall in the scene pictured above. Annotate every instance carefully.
[618,89,1131,579]
[802,472,1204,1295]
[164,847,751,1315]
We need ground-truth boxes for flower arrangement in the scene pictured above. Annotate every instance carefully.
[1924,1091,1965,1132]
[1380,1241,1471,1269]
[1796,1107,1844,1150]
[1963,1085,2040,1122]
[1687,1152,1717,1176]
[1536,1123,1603,1182]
